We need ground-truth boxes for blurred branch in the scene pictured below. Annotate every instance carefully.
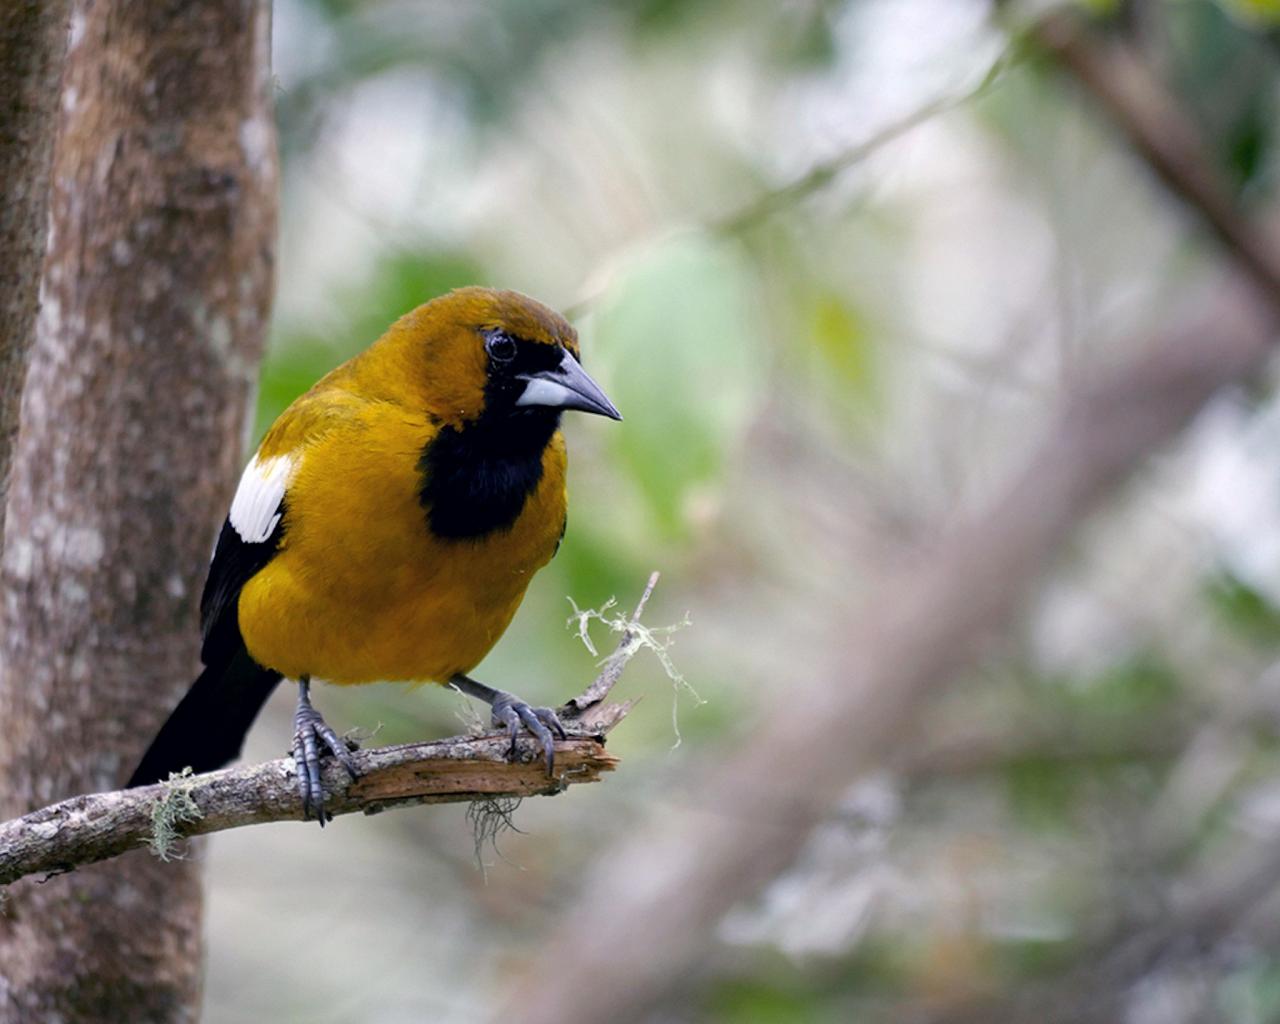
[714,48,1014,236]
[0,575,660,887]
[500,16,1280,1023]
[899,716,1188,781]
[565,49,1014,321]
[933,837,1280,1024]
[1025,6,1280,304]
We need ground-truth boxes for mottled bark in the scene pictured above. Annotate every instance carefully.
[0,1,277,1021]
[0,0,72,554]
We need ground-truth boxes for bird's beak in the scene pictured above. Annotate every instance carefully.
[516,350,622,420]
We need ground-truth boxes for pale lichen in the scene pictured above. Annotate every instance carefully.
[566,595,698,746]
[147,768,203,861]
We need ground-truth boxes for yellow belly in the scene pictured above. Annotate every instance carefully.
[237,407,567,684]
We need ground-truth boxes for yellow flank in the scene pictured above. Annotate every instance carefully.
[236,289,571,684]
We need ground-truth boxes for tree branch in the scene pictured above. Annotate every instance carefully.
[1024,6,1280,307]
[0,574,659,887]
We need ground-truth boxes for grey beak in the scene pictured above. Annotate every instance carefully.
[516,350,622,420]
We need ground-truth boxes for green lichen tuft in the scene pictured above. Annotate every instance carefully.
[148,767,204,861]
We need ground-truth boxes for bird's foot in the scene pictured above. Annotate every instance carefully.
[489,692,567,776]
[292,680,359,827]
[448,674,567,776]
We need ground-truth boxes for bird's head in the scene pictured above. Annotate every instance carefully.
[361,287,620,429]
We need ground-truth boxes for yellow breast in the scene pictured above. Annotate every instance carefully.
[237,399,567,684]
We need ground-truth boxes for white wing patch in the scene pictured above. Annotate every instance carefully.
[228,454,294,544]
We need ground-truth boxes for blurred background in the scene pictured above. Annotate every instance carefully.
[203,1,1280,1020]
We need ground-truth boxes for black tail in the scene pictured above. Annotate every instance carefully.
[127,643,282,787]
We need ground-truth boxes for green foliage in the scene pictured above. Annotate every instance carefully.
[971,50,1071,170]
[257,344,341,440]
[811,293,873,389]
[257,249,483,435]
[552,522,645,610]
[1004,656,1181,828]
[1165,0,1279,192]
[1217,958,1280,1022]
[280,0,623,150]
[703,942,924,1022]
[1077,0,1123,14]
[1052,653,1182,722]
[1215,0,1280,27]
[624,0,841,71]
[1004,754,1081,829]
[708,978,829,1024]
[1205,571,1280,645]
[802,289,881,431]
[991,934,1080,982]
[592,232,764,539]
[771,6,839,69]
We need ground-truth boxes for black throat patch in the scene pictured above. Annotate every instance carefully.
[418,408,561,540]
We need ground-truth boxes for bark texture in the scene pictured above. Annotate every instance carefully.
[0,0,72,554]
[0,2,277,1021]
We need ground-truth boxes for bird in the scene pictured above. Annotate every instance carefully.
[126,287,621,822]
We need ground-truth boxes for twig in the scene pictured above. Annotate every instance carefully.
[565,569,660,716]
[0,573,662,887]
[561,51,1013,322]
[713,48,1014,235]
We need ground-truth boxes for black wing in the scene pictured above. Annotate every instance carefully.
[127,491,287,787]
[199,502,285,666]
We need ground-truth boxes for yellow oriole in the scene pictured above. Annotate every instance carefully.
[127,287,621,821]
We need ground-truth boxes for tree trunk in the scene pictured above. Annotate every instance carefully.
[0,1,277,1021]
[0,0,73,555]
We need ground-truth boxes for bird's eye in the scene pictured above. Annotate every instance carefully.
[486,332,517,365]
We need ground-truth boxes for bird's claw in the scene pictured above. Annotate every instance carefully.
[292,703,359,827]
[490,692,567,776]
